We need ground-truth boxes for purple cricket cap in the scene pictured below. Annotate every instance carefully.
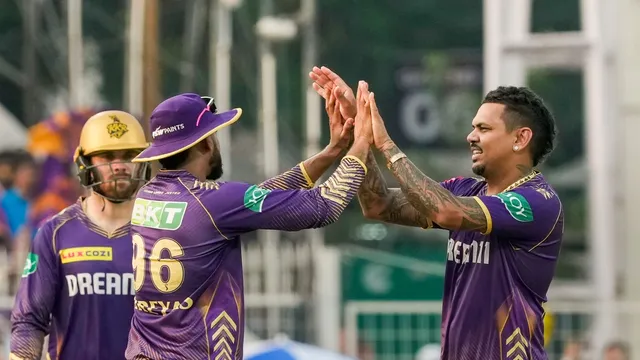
[133,93,242,162]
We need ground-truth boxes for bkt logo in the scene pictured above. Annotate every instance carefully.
[447,239,491,265]
[66,272,135,297]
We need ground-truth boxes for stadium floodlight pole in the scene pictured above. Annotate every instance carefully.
[210,0,241,180]
[126,0,145,117]
[256,10,298,339]
[66,0,83,108]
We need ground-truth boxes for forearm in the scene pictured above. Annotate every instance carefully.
[259,164,315,191]
[380,142,486,232]
[260,154,367,231]
[313,154,367,227]
[357,150,430,228]
[259,146,344,191]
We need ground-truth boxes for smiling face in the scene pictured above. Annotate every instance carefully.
[466,103,528,178]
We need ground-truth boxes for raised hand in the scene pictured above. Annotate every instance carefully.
[309,66,357,120]
[353,81,373,145]
[326,87,354,152]
[368,91,394,151]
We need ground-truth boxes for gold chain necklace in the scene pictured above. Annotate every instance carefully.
[502,170,539,193]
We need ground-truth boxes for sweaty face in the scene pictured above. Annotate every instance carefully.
[466,103,516,177]
[89,149,145,200]
[206,135,223,180]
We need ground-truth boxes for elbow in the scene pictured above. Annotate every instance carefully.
[358,197,387,221]
[431,207,464,229]
[361,207,381,221]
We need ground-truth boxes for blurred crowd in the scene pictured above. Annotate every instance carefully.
[0,110,95,297]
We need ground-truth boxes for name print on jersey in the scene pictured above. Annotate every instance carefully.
[447,239,490,265]
[66,272,135,296]
[132,199,188,230]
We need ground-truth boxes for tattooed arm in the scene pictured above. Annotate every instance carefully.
[357,150,430,228]
[379,143,488,232]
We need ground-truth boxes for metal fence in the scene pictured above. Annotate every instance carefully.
[343,300,640,360]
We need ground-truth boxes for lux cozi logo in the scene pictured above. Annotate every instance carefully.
[60,247,113,264]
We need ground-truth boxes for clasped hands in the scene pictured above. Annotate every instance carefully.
[311,66,395,153]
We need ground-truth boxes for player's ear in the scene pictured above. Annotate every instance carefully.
[194,137,214,154]
[513,127,533,152]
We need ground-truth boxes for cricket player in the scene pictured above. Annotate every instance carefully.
[10,111,150,360]
[311,67,563,360]
[125,92,372,359]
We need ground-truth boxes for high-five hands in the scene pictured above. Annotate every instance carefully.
[354,81,373,145]
[309,66,357,120]
[325,87,354,152]
[367,91,394,151]
[310,66,395,151]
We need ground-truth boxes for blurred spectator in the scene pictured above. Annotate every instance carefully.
[0,151,16,193]
[561,339,582,360]
[0,150,38,295]
[604,341,630,360]
[0,150,37,237]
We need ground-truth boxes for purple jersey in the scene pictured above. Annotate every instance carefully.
[431,172,563,360]
[11,200,135,360]
[126,156,366,360]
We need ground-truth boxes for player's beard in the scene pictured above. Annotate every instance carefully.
[472,163,486,177]
[97,176,140,201]
[206,150,223,180]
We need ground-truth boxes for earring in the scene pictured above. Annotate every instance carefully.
[513,145,519,151]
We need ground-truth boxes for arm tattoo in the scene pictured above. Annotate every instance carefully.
[381,144,488,232]
[357,150,429,227]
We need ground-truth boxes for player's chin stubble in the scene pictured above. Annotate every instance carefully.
[472,163,486,177]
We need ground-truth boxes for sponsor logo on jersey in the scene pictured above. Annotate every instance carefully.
[243,185,271,213]
[22,252,39,278]
[66,272,135,296]
[132,199,187,230]
[59,247,113,264]
[494,191,534,222]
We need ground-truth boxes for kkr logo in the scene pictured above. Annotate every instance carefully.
[132,199,188,230]
[106,116,128,139]
[60,247,113,264]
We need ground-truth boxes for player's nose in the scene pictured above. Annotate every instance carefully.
[466,129,478,143]
[110,161,129,173]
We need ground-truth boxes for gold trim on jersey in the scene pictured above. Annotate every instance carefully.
[178,178,229,240]
[472,197,493,235]
[210,311,237,360]
[299,162,315,188]
[505,328,530,359]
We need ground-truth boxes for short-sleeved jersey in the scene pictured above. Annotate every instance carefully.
[433,172,563,360]
[126,156,366,360]
[11,200,135,360]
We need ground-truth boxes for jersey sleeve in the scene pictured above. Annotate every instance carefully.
[207,156,366,235]
[473,187,563,245]
[258,163,315,191]
[10,222,59,360]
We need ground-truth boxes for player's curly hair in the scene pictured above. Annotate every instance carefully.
[482,86,558,167]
